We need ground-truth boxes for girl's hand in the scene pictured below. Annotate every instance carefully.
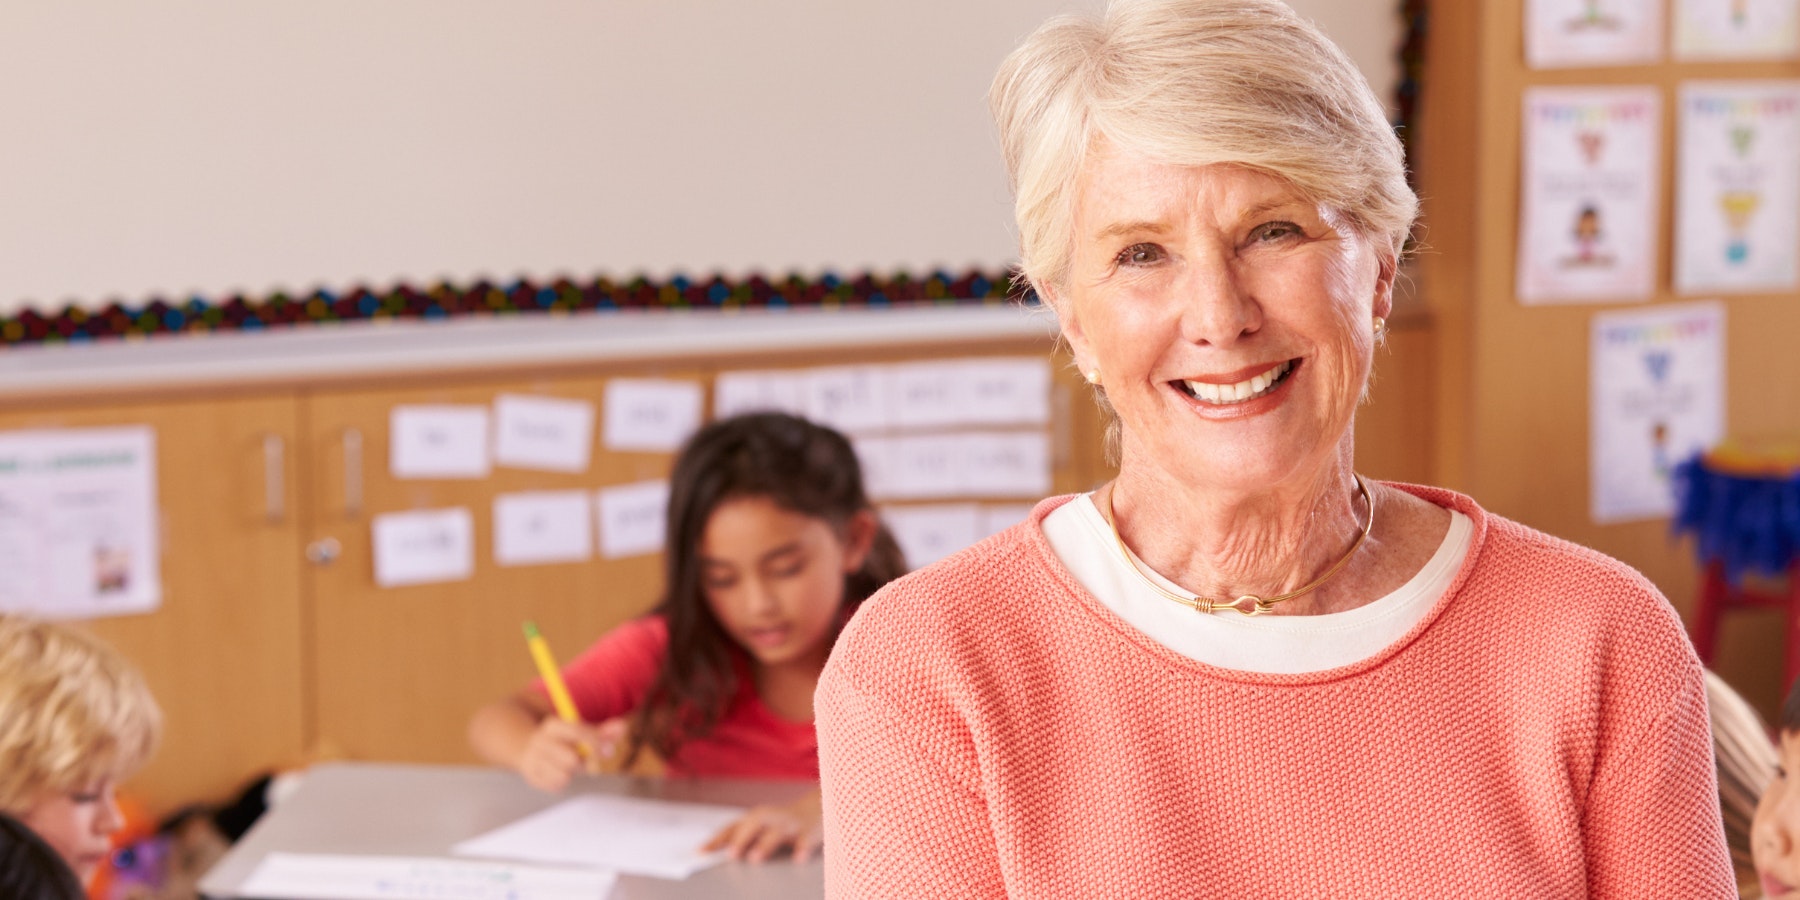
[517,718,617,792]
[702,789,823,863]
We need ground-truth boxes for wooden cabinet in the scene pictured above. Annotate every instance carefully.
[0,396,308,814]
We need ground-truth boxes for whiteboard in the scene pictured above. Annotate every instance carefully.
[0,1,1400,316]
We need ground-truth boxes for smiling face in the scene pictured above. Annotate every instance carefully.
[1054,146,1394,494]
[1756,732,1800,899]
[19,779,123,883]
[697,496,872,671]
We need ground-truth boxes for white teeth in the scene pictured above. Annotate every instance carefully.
[1183,360,1291,406]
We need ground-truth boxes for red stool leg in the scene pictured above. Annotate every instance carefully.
[1692,560,1729,668]
[1785,562,1800,691]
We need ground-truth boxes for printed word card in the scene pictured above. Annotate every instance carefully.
[0,426,160,619]
[1517,86,1661,304]
[390,406,491,479]
[603,379,704,452]
[1590,301,1725,523]
[855,431,1052,501]
[372,508,475,587]
[1526,0,1664,68]
[493,394,595,473]
[596,480,670,559]
[1676,81,1800,294]
[493,491,593,567]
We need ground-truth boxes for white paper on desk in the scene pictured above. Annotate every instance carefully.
[237,852,614,900]
[1674,0,1800,59]
[1517,86,1661,304]
[390,406,491,479]
[959,358,1053,427]
[603,379,703,452]
[1675,81,1800,294]
[494,491,592,567]
[962,432,1052,498]
[713,369,808,419]
[0,426,160,619]
[453,794,745,880]
[493,394,595,474]
[882,503,982,568]
[1525,0,1664,68]
[596,480,669,559]
[805,365,890,434]
[372,508,474,587]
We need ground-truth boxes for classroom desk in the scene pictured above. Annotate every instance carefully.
[199,761,824,900]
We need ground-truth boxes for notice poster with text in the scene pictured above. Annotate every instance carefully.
[1527,0,1665,67]
[1673,0,1800,59]
[1675,81,1800,294]
[1518,87,1661,305]
[1590,301,1725,523]
[0,426,160,619]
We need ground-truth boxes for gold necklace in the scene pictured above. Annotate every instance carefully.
[1103,474,1374,616]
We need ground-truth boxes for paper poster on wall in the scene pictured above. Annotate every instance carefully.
[1675,81,1800,294]
[806,366,891,435]
[603,379,703,453]
[391,406,491,479]
[1590,301,1725,523]
[713,370,808,420]
[372,507,475,587]
[493,491,593,567]
[493,394,595,473]
[1525,0,1664,67]
[1517,86,1661,304]
[882,504,982,569]
[0,426,160,619]
[1673,0,1800,59]
[959,358,1053,428]
[596,480,670,559]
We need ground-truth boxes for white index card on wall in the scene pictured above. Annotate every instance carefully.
[603,379,704,452]
[963,431,1053,498]
[884,434,967,499]
[851,436,897,501]
[882,503,982,569]
[372,507,475,587]
[493,491,593,567]
[714,370,808,419]
[493,394,595,473]
[888,360,964,430]
[597,480,670,559]
[805,366,891,434]
[390,406,491,478]
[959,358,1053,427]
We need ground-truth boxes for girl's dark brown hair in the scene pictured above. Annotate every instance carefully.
[625,412,905,765]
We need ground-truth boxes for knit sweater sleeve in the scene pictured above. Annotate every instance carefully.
[816,658,1007,899]
[1581,656,1735,897]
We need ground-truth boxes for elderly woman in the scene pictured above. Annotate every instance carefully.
[816,0,1732,896]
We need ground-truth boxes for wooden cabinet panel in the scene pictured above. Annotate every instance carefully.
[0,396,307,814]
[302,373,686,764]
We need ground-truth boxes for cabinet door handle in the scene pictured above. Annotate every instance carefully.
[343,428,364,518]
[263,433,286,524]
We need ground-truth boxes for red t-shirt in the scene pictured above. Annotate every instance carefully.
[535,615,818,780]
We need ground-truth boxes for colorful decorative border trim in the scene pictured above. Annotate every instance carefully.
[0,269,1030,349]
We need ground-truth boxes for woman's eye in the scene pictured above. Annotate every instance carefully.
[1114,243,1165,266]
[1251,221,1303,243]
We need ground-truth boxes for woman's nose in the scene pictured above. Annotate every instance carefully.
[1179,252,1261,347]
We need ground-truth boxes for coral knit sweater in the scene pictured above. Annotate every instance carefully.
[816,485,1733,898]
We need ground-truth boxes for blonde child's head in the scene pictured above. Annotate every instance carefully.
[1753,674,1800,900]
[1709,670,1777,898]
[0,616,162,881]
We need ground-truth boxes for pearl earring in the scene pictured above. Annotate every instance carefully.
[1372,316,1388,339]
[1084,368,1102,386]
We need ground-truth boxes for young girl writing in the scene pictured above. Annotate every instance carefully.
[468,411,905,863]
[0,615,162,887]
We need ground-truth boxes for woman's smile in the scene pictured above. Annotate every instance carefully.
[1173,358,1299,407]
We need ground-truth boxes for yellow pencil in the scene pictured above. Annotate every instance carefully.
[522,620,581,725]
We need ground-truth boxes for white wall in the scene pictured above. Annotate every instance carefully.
[0,1,1399,316]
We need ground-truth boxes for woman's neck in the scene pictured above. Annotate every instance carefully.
[1107,450,1370,616]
